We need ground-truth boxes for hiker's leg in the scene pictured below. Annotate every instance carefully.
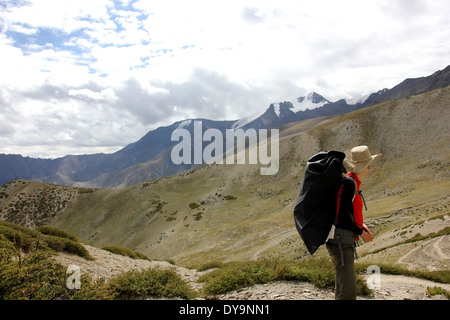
[326,243,357,300]
[326,243,341,299]
[336,244,357,300]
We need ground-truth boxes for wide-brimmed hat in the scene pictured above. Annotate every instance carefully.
[344,145,381,174]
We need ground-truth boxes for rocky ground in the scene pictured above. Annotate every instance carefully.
[212,274,450,300]
[53,244,449,300]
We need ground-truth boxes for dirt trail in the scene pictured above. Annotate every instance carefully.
[53,244,449,300]
[397,236,450,269]
[53,244,207,291]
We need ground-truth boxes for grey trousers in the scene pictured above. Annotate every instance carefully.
[326,242,357,300]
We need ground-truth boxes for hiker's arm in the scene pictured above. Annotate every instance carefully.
[361,224,374,242]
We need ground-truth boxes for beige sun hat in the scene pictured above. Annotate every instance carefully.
[344,145,381,174]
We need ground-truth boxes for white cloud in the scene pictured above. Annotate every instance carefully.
[1,0,111,33]
[68,88,118,102]
[0,0,449,158]
[7,23,37,35]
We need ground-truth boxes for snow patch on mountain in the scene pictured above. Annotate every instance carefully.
[273,103,281,117]
[232,92,330,129]
[346,93,371,105]
[291,92,329,113]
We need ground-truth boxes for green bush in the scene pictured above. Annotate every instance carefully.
[194,261,225,271]
[427,286,450,299]
[0,221,41,238]
[0,250,112,300]
[198,259,280,295]
[201,268,253,295]
[0,221,95,260]
[193,212,203,221]
[36,225,78,242]
[109,268,197,299]
[45,235,93,260]
[101,244,150,260]
[0,225,38,253]
[284,257,336,288]
[188,202,200,209]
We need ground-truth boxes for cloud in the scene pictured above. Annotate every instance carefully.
[377,0,438,21]
[115,68,281,125]
[241,7,266,25]
[0,0,449,158]
[1,0,111,33]
[68,88,117,103]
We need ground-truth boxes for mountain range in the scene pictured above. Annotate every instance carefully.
[1,65,449,188]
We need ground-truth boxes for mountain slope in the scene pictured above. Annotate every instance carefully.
[363,64,450,104]
[2,86,448,267]
[0,179,94,227]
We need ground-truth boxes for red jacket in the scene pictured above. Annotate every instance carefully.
[347,172,364,232]
[335,172,364,237]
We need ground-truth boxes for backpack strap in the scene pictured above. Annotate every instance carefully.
[358,190,368,211]
[334,177,357,224]
[347,176,368,210]
[334,182,344,225]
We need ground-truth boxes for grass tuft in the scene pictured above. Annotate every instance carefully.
[101,244,150,260]
[426,286,449,299]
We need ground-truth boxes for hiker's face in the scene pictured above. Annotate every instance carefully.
[358,165,370,179]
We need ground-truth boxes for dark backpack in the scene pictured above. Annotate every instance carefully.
[293,150,348,255]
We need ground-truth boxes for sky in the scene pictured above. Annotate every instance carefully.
[0,0,449,158]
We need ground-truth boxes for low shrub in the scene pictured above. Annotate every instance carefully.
[0,225,37,253]
[0,221,42,253]
[0,221,93,260]
[0,222,195,300]
[36,225,78,242]
[427,286,449,299]
[109,268,197,300]
[101,244,150,260]
[45,235,93,260]
[188,202,200,209]
[0,249,112,300]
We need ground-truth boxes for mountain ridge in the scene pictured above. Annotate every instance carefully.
[1,65,449,188]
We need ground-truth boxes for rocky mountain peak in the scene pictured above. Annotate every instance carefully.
[297,92,329,104]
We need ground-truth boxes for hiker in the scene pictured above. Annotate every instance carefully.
[326,145,381,300]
